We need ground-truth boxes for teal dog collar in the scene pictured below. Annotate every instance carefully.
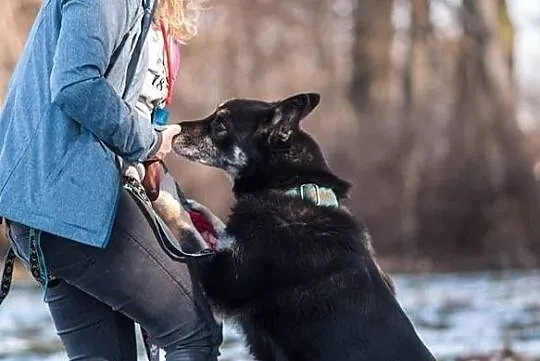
[286,183,339,208]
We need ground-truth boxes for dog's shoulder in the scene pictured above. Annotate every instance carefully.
[229,192,359,237]
[225,192,372,271]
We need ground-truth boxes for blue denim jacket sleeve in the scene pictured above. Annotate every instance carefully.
[50,0,158,162]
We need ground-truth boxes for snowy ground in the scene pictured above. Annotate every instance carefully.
[2,270,540,361]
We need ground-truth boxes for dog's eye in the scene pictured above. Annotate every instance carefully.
[213,111,229,138]
[215,121,227,134]
[216,109,230,119]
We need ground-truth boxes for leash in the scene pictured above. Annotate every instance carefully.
[1,178,215,361]
[2,1,193,358]
[122,176,215,361]
[122,0,159,98]
[0,247,15,306]
[1,228,55,307]
[123,176,215,261]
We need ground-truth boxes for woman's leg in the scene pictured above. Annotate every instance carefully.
[46,280,137,361]
[7,222,138,361]
[39,188,222,361]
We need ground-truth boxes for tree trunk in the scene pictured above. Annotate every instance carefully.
[400,0,434,255]
[220,1,241,99]
[497,0,514,75]
[403,0,433,111]
[348,0,394,115]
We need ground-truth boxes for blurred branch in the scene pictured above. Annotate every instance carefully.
[497,0,514,75]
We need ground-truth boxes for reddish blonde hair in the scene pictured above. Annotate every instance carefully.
[154,0,205,44]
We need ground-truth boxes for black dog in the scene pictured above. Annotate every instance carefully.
[171,93,436,361]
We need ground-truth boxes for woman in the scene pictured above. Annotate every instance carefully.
[0,0,222,360]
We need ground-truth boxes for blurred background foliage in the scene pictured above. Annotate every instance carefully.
[2,0,540,273]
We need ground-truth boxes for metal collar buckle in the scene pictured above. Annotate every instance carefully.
[299,183,321,206]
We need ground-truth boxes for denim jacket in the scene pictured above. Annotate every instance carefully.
[0,0,158,247]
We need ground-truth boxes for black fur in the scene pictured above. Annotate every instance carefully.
[174,93,436,361]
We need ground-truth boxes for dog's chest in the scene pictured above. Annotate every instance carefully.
[228,202,295,244]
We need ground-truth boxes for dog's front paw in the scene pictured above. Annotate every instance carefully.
[186,199,227,235]
[152,191,209,251]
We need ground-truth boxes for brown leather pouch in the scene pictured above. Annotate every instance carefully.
[142,160,162,201]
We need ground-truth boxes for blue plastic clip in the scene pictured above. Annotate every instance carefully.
[153,107,170,127]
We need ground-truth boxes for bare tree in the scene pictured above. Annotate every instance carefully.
[348,0,394,115]
[2,0,540,270]
[497,0,514,75]
[422,0,540,265]
[400,0,435,255]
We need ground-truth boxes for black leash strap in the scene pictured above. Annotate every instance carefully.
[0,247,15,306]
[123,176,215,361]
[1,228,51,308]
[123,177,215,261]
[122,0,159,98]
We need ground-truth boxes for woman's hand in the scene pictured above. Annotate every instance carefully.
[153,124,182,161]
[142,124,180,201]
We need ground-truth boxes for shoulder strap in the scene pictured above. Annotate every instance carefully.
[168,42,181,98]
[122,0,159,98]
[159,22,182,106]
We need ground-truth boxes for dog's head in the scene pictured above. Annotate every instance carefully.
[173,93,324,179]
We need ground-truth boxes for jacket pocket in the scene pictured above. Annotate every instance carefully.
[40,135,119,234]
[43,136,84,188]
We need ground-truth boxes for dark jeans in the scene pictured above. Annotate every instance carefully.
[6,187,222,361]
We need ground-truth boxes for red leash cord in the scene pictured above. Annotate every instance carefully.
[158,22,218,248]
[141,23,217,361]
[159,20,175,107]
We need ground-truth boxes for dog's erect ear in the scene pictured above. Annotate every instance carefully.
[269,93,320,143]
